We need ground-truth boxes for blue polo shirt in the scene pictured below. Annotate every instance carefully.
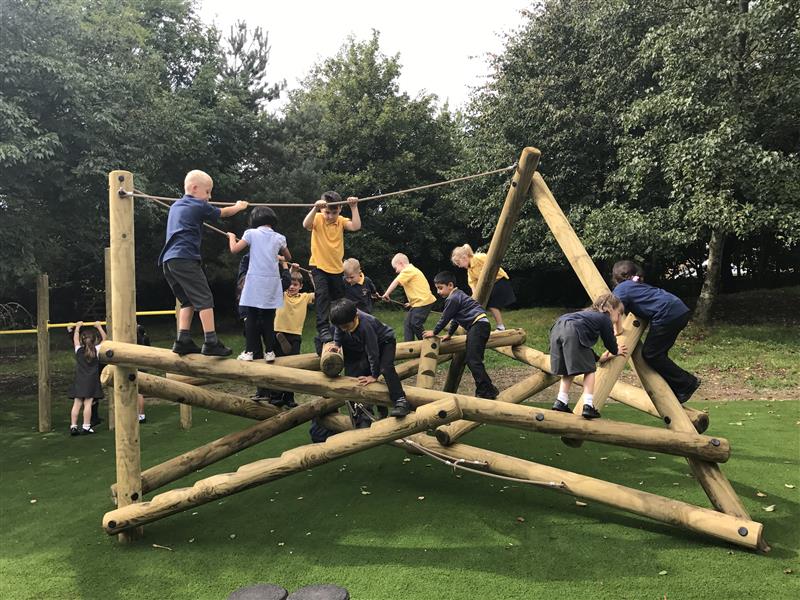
[158,195,221,265]
[613,280,689,326]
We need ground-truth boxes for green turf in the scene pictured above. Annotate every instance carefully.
[1,392,798,599]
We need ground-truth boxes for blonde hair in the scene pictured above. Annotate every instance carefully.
[391,253,409,268]
[184,170,213,193]
[590,293,623,314]
[451,244,474,266]
[343,257,361,274]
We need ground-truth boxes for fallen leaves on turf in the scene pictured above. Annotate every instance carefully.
[756,491,767,497]
[763,505,776,512]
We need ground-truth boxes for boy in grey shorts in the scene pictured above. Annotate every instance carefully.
[158,170,248,356]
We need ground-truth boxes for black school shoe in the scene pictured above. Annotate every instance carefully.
[172,339,202,355]
[389,398,411,418]
[201,340,232,357]
[676,377,701,404]
[80,427,96,435]
[581,405,601,420]
[70,426,80,436]
[551,400,572,413]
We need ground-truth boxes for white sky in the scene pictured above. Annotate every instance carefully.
[198,0,531,112]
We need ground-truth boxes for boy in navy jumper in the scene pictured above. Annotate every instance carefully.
[549,293,628,419]
[611,260,700,403]
[423,271,498,399]
[329,299,411,418]
[342,258,377,313]
[158,170,248,356]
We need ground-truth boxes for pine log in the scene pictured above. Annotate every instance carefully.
[415,337,441,389]
[320,342,344,377]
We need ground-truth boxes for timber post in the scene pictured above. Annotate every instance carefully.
[37,273,51,432]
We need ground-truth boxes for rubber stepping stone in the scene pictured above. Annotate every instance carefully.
[288,584,350,600]
[227,583,289,600]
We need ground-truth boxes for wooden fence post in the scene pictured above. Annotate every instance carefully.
[37,273,51,432]
[104,248,115,430]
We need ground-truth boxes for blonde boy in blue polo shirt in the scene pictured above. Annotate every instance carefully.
[158,170,248,356]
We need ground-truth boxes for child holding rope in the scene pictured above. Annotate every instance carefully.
[424,271,498,399]
[228,206,291,364]
[302,192,361,352]
[549,293,628,419]
[343,258,377,313]
[68,321,106,436]
[381,253,437,341]
[611,260,701,403]
[159,170,248,357]
[451,244,516,331]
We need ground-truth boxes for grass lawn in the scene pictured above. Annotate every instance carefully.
[1,289,798,598]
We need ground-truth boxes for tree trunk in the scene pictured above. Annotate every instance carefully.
[694,228,726,326]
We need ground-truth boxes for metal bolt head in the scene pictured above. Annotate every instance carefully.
[535,413,545,421]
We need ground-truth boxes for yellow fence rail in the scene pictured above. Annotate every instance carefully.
[0,309,176,335]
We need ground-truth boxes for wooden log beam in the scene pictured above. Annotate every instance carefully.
[395,353,452,380]
[415,337,441,389]
[102,398,462,534]
[98,341,730,463]
[37,273,51,433]
[165,373,222,386]
[494,345,709,433]
[435,370,558,446]
[112,396,345,498]
[108,169,142,542]
[443,147,541,393]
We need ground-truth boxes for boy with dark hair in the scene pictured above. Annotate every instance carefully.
[343,257,377,313]
[159,169,248,356]
[423,271,499,399]
[302,191,361,352]
[329,299,411,418]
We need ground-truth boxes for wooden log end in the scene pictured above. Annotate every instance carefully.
[320,343,344,377]
[434,428,452,446]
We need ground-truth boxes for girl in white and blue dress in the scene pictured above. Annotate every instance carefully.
[228,207,291,363]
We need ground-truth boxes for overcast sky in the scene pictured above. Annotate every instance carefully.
[198,0,531,111]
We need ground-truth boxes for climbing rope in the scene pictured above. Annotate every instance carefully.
[122,163,518,208]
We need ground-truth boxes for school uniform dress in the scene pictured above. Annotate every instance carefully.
[396,264,437,341]
[468,253,516,309]
[613,280,698,398]
[432,288,498,399]
[344,273,377,313]
[309,213,349,342]
[549,310,618,376]
[68,346,103,399]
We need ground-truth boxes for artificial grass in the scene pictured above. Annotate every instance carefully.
[1,392,798,600]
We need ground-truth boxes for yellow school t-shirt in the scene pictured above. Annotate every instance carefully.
[274,292,315,335]
[397,264,436,308]
[467,252,509,290]
[309,213,350,274]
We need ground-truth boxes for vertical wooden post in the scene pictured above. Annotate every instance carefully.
[175,299,192,430]
[442,147,541,393]
[415,337,440,389]
[104,248,115,431]
[108,170,142,542]
[37,273,51,432]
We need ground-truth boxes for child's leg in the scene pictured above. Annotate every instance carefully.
[489,307,505,329]
[82,399,93,427]
[380,341,410,417]
[70,398,82,427]
[198,308,216,335]
[261,309,276,355]
[244,306,263,357]
[280,335,302,406]
[312,269,333,342]
[137,393,145,418]
[178,306,195,331]
[465,320,497,398]
[404,305,432,341]
[642,313,698,398]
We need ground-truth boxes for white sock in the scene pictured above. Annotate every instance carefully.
[82,423,91,430]
[583,394,594,408]
[138,414,145,420]
[557,392,569,405]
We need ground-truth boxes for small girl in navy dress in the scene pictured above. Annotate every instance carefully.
[550,293,627,419]
[68,321,106,436]
[611,260,700,403]
[228,207,291,363]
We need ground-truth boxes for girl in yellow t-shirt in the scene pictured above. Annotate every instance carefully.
[451,244,516,331]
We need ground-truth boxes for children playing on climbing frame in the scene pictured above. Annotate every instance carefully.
[451,243,516,331]
[424,271,499,400]
[381,253,437,341]
[343,257,377,314]
[549,293,628,419]
[302,191,361,353]
[611,260,701,403]
[68,321,106,436]
[329,298,412,418]
[228,206,291,364]
[159,169,248,357]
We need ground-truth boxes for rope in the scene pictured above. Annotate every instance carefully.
[123,163,518,209]
[145,194,235,239]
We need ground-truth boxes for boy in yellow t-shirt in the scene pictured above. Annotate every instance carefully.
[381,253,437,341]
[265,269,315,408]
[302,191,361,351]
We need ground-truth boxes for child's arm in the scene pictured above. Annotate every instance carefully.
[219,200,249,218]
[344,197,361,231]
[380,275,402,300]
[227,232,249,254]
[94,321,107,342]
[280,246,292,262]
[72,321,83,347]
[303,200,325,231]
[425,299,455,339]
